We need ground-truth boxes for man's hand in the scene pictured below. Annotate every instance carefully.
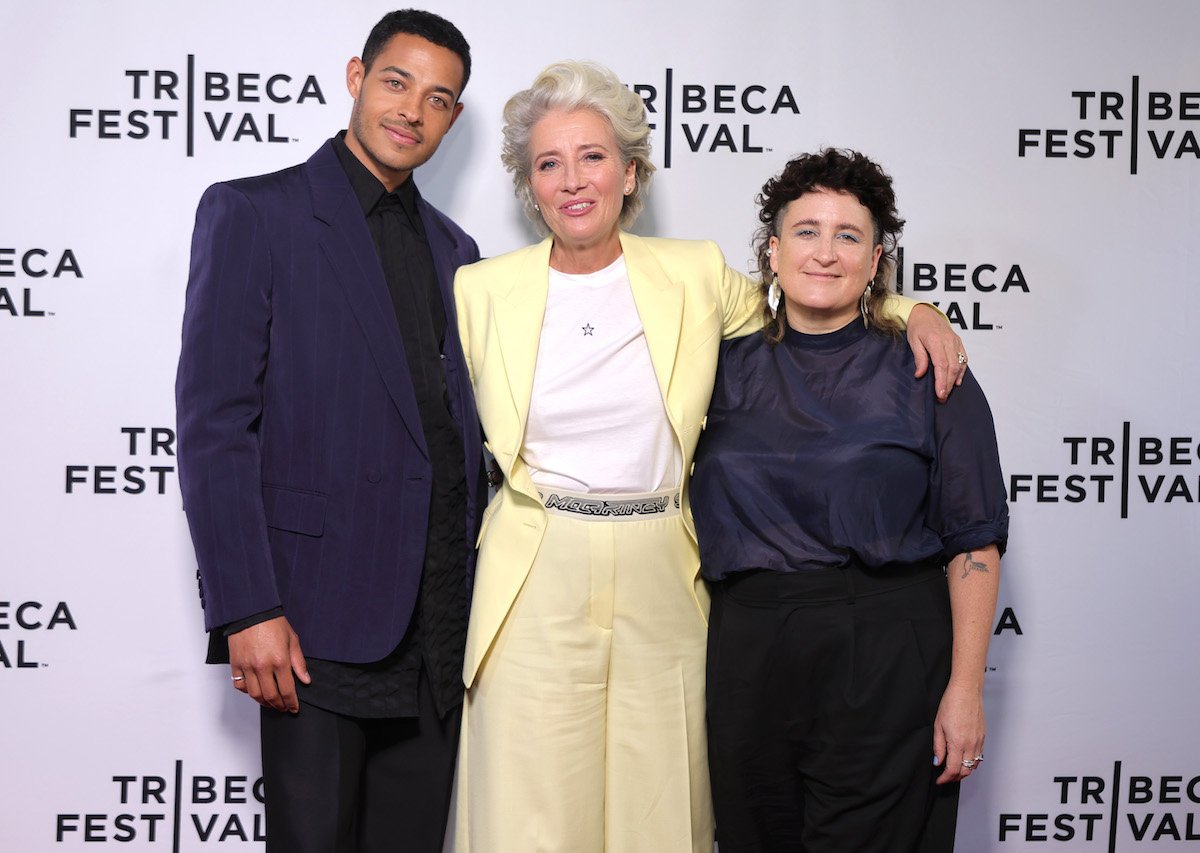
[906,303,967,401]
[228,616,310,713]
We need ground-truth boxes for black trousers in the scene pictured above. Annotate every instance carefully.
[259,668,461,853]
[707,563,959,853]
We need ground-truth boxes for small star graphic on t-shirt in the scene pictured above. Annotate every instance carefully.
[582,323,594,336]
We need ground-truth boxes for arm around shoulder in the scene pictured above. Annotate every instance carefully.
[879,293,966,399]
[702,241,761,339]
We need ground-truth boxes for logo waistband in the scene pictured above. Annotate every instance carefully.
[538,487,681,521]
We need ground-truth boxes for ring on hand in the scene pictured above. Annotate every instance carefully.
[956,351,967,365]
[961,758,977,769]
[232,675,246,682]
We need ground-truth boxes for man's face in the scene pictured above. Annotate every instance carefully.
[344,32,465,191]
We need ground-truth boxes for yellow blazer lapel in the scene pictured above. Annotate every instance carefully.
[490,237,552,485]
[621,233,684,428]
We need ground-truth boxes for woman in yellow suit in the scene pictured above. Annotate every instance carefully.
[451,61,966,853]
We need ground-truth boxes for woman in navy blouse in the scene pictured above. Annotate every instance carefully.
[692,149,1008,852]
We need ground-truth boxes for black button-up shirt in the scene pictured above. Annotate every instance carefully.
[292,133,469,720]
[214,135,471,720]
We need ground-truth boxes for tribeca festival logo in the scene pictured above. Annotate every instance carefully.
[629,69,802,168]
[1017,78,1199,173]
[66,427,177,496]
[998,762,1200,846]
[68,58,327,155]
[56,762,265,846]
[982,601,1023,679]
[1008,423,1199,518]
[0,245,82,318]
[894,246,1029,332]
[0,598,77,670]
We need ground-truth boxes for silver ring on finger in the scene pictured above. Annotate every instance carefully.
[232,674,246,683]
[956,351,968,365]
[961,758,977,770]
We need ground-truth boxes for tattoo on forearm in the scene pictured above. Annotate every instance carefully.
[961,552,990,580]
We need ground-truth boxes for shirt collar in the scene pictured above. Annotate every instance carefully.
[782,315,870,350]
[332,130,424,231]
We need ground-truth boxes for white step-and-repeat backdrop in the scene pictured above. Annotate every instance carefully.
[2,1,1196,850]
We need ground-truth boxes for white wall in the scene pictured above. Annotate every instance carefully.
[2,1,1197,849]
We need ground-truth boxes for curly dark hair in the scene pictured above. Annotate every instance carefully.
[754,148,905,343]
[361,9,472,96]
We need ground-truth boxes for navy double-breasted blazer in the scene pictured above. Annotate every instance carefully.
[176,139,483,663]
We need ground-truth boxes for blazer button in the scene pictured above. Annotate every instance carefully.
[367,469,382,484]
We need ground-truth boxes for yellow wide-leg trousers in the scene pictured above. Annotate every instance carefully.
[455,504,711,852]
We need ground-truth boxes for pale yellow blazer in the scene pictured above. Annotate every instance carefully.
[453,232,915,687]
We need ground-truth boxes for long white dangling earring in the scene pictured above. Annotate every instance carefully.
[860,282,872,329]
[768,274,782,318]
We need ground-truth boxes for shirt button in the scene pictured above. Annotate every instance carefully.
[367,469,382,483]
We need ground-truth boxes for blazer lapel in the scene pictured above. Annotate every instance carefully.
[485,235,684,485]
[306,143,429,459]
[490,238,552,480]
[621,233,684,428]
[417,197,459,323]
[419,195,485,493]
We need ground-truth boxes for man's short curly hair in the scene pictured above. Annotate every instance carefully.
[361,9,471,96]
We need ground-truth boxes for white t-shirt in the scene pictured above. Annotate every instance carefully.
[522,256,682,494]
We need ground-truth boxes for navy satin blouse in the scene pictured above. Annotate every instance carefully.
[692,319,1008,581]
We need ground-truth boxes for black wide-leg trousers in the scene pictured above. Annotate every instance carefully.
[707,563,960,853]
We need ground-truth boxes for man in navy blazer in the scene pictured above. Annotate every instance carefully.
[176,10,482,852]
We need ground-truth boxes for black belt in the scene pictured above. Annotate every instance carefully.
[719,558,944,607]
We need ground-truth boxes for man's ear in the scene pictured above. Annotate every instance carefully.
[346,56,365,101]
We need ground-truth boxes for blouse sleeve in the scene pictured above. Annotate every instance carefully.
[927,368,1010,558]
